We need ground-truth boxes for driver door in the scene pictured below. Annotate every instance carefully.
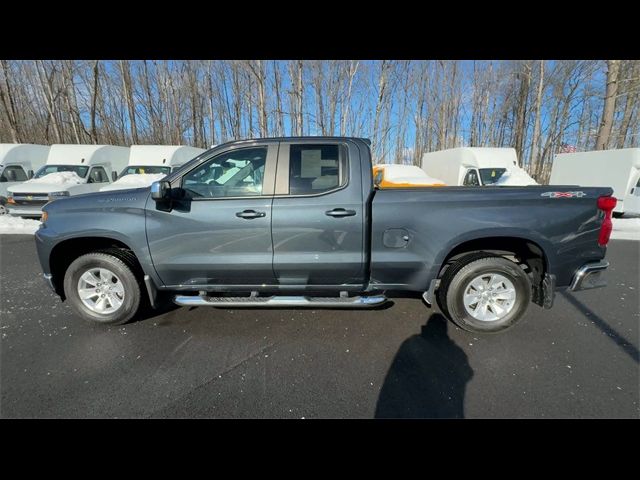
[146,143,278,288]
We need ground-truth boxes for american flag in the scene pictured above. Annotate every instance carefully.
[559,143,577,153]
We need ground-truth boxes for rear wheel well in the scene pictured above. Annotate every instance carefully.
[50,237,144,300]
[439,237,548,306]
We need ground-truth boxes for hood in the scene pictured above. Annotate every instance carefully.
[9,182,79,194]
[42,187,151,215]
[10,171,86,194]
[100,173,165,192]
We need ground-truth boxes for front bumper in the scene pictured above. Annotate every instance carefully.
[8,204,44,218]
[569,260,609,291]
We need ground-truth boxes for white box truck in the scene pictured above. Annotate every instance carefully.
[100,145,204,192]
[7,144,129,218]
[549,148,640,216]
[0,144,50,215]
[421,147,537,186]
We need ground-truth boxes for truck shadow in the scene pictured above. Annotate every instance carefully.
[131,297,180,323]
[559,291,639,364]
[375,313,473,418]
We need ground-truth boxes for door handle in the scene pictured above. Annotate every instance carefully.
[325,208,356,218]
[236,210,266,219]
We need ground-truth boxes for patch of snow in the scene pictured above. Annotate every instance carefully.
[100,173,166,192]
[378,164,444,185]
[611,216,640,241]
[27,171,84,186]
[494,168,538,186]
[0,215,41,235]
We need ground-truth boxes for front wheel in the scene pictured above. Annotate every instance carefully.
[437,255,532,333]
[63,252,142,325]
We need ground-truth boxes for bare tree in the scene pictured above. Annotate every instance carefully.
[595,60,620,150]
[0,60,22,142]
[529,60,545,174]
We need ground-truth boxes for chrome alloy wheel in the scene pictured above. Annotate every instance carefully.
[77,268,125,314]
[462,273,516,322]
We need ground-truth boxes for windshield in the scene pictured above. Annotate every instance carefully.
[120,166,171,177]
[34,165,89,179]
[479,168,507,185]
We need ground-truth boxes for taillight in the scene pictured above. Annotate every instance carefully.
[597,195,617,246]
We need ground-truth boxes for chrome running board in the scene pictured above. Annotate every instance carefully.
[173,294,388,309]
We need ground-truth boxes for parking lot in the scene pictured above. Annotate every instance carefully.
[0,235,638,418]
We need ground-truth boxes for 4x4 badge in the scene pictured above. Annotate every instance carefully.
[541,191,586,198]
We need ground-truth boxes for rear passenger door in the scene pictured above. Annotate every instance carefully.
[271,141,365,287]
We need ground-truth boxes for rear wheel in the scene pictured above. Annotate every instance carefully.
[437,255,531,333]
[63,252,142,325]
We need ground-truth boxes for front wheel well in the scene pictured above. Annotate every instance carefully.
[49,237,144,300]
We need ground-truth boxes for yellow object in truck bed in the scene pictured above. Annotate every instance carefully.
[373,164,446,188]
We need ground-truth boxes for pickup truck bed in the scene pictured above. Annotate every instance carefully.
[35,137,615,333]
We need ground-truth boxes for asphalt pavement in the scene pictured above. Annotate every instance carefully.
[1,235,638,418]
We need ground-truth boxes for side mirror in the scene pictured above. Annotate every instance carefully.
[112,171,118,182]
[28,170,34,179]
[151,180,171,201]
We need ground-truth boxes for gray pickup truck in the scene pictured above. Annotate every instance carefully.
[35,137,616,333]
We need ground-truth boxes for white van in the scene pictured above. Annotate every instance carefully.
[0,144,50,215]
[7,144,129,218]
[550,148,640,216]
[100,145,204,192]
[421,147,537,186]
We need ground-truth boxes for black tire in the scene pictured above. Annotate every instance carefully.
[63,252,142,325]
[437,254,531,333]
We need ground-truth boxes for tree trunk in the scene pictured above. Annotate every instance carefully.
[90,60,100,144]
[120,60,139,144]
[529,60,544,174]
[296,61,304,135]
[514,61,532,165]
[340,60,359,136]
[36,60,63,143]
[273,60,284,137]
[0,60,21,142]
[595,60,620,150]
[616,61,639,148]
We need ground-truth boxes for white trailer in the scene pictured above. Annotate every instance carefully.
[7,144,129,218]
[421,147,537,186]
[550,148,640,215]
[100,145,205,192]
[0,144,50,214]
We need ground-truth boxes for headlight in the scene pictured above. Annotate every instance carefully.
[7,196,15,204]
[48,191,70,201]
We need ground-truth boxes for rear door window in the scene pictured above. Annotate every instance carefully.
[288,144,347,195]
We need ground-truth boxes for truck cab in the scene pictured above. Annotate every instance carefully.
[7,144,129,218]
